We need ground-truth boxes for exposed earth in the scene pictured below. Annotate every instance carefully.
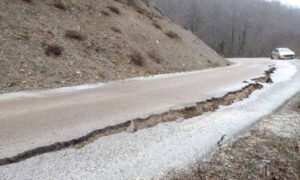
[0,0,227,93]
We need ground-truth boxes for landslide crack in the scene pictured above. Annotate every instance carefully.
[0,67,276,166]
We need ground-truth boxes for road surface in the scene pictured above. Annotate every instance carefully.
[0,58,274,159]
[1,59,299,180]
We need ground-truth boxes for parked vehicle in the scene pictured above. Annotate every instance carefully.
[271,48,295,60]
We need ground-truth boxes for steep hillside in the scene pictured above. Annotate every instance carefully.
[0,0,228,93]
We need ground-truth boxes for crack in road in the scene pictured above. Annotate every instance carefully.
[0,67,276,166]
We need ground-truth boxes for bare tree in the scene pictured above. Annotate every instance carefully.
[150,0,300,57]
[184,1,202,33]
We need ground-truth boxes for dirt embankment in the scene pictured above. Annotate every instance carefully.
[163,93,300,180]
[0,0,228,93]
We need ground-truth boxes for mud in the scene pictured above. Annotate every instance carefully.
[252,67,276,83]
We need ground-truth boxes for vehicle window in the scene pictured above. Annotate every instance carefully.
[278,48,291,52]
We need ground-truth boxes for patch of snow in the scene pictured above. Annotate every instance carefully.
[271,60,297,83]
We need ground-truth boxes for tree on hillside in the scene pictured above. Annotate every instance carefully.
[184,1,202,33]
[150,0,300,57]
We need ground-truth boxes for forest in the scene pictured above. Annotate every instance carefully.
[150,0,300,57]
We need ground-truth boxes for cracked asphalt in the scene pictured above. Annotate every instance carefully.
[0,59,274,159]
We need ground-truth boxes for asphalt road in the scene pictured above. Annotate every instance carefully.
[0,58,274,159]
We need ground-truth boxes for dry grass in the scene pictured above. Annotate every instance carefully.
[152,22,162,30]
[101,10,110,16]
[111,26,122,34]
[65,30,85,41]
[107,6,120,15]
[165,31,180,39]
[21,34,30,41]
[44,44,64,57]
[296,102,300,112]
[115,0,158,20]
[135,8,160,20]
[164,130,300,180]
[22,0,32,3]
[53,0,67,10]
[154,6,165,16]
[128,51,145,66]
[148,50,163,64]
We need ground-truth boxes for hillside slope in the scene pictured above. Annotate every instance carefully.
[0,0,228,93]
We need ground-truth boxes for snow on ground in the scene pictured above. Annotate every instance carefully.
[0,60,299,180]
